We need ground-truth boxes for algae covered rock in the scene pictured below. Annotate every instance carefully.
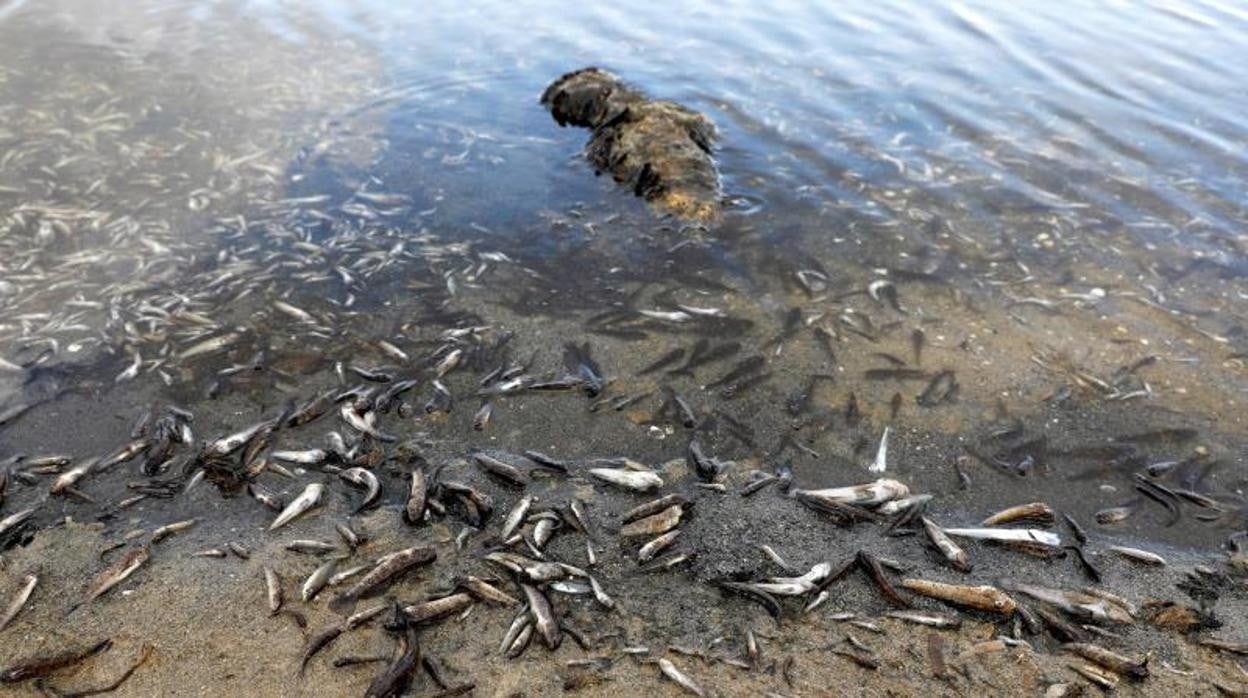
[541,67,722,224]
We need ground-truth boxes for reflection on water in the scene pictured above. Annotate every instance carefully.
[1,0,1247,694]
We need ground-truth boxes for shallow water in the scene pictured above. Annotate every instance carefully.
[1,0,1247,695]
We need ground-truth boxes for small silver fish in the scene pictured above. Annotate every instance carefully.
[302,559,339,602]
[269,483,324,530]
[589,467,663,492]
[0,571,38,631]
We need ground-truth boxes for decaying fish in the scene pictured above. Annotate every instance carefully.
[339,467,381,511]
[921,517,971,573]
[76,545,151,609]
[302,558,340,603]
[459,576,520,606]
[748,562,831,596]
[900,578,1017,615]
[521,583,561,649]
[1062,643,1149,680]
[657,657,706,696]
[623,494,687,524]
[1108,545,1166,566]
[981,502,1056,527]
[0,571,38,631]
[473,452,527,488]
[263,566,283,615]
[405,468,427,524]
[501,495,536,541]
[1,638,112,683]
[403,593,473,626]
[1001,582,1133,624]
[270,483,325,530]
[638,530,681,562]
[330,546,437,613]
[589,467,663,492]
[943,527,1061,548]
[619,505,683,538]
[790,478,910,507]
[365,625,420,698]
[886,609,962,629]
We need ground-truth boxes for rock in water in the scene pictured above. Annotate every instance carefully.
[541,67,721,224]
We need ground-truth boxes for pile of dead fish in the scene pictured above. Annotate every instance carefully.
[2,382,1222,698]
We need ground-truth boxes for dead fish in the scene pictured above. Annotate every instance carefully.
[274,300,319,324]
[270,483,325,530]
[403,593,473,626]
[589,467,663,492]
[671,392,698,428]
[916,370,958,407]
[485,553,567,583]
[151,518,197,544]
[750,562,832,596]
[619,505,682,538]
[331,546,437,613]
[499,612,532,655]
[790,478,910,507]
[982,502,1055,527]
[885,609,962,629]
[405,469,427,523]
[900,579,1017,615]
[77,545,150,609]
[657,657,705,696]
[1095,506,1133,524]
[0,638,112,683]
[335,522,362,549]
[1000,582,1132,624]
[878,494,933,516]
[1108,545,1166,566]
[263,566,283,615]
[287,390,336,428]
[300,624,345,675]
[0,506,37,539]
[639,348,685,375]
[703,356,765,390]
[0,571,38,631]
[459,576,520,606]
[179,331,241,360]
[303,558,340,602]
[50,458,97,494]
[340,403,394,442]
[272,449,330,465]
[330,566,370,587]
[623,494,688,524]
[638,530,681,562]
[472,452,527,488]
[869,427,890,473]
[1062,643,1149,680]
[921,517,972,572]
[580,576,612,610]
[943,527,1061,547]
[472,402,493,431]
[204,420,273,458]
[435,348,463,378]
[248,483,285,512]
[522,451,570,474]
[533,517,558,549]
[521,583,561,649]
[339,468,381,511]
[286,539,340,555]
[1069,662,1119,690]
[501,496,536,542]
